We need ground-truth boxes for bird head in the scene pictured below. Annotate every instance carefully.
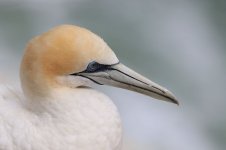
[20,24,178,104]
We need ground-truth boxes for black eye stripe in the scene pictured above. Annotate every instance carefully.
[70,61,120,75]
[84,61,111,73]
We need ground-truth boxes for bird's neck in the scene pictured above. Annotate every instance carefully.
[20,86,123,150]
[22,87,75,113]
[22,87,112,116]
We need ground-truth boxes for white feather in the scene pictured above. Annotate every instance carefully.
[0,85,122,150]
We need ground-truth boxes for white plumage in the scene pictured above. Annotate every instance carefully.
[0,85,121,150]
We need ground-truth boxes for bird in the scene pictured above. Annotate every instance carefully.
[0,25,178,150]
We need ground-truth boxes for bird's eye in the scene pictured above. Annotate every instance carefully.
[86,61,103,73]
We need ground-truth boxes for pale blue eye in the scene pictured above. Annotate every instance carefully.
[86,61,103,73]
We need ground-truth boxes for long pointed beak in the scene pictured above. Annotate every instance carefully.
[78,63,179,105]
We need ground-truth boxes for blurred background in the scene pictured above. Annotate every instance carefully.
[0,0,225,150]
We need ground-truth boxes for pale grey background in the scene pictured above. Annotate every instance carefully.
[0,0,225,150]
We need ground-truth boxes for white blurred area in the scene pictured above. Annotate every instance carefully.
[0,0,225,150]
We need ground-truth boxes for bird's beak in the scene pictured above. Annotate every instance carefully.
[77,63,179,104]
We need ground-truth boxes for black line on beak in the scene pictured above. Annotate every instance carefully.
[107,68,149,85]
[151,86,166,94]
[108,76,178,104]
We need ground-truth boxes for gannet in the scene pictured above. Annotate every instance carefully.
[0,25,178,150]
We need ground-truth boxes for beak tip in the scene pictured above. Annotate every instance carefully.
[169,96,179,105]
[164,90,179,105]
[173,99,179,105]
